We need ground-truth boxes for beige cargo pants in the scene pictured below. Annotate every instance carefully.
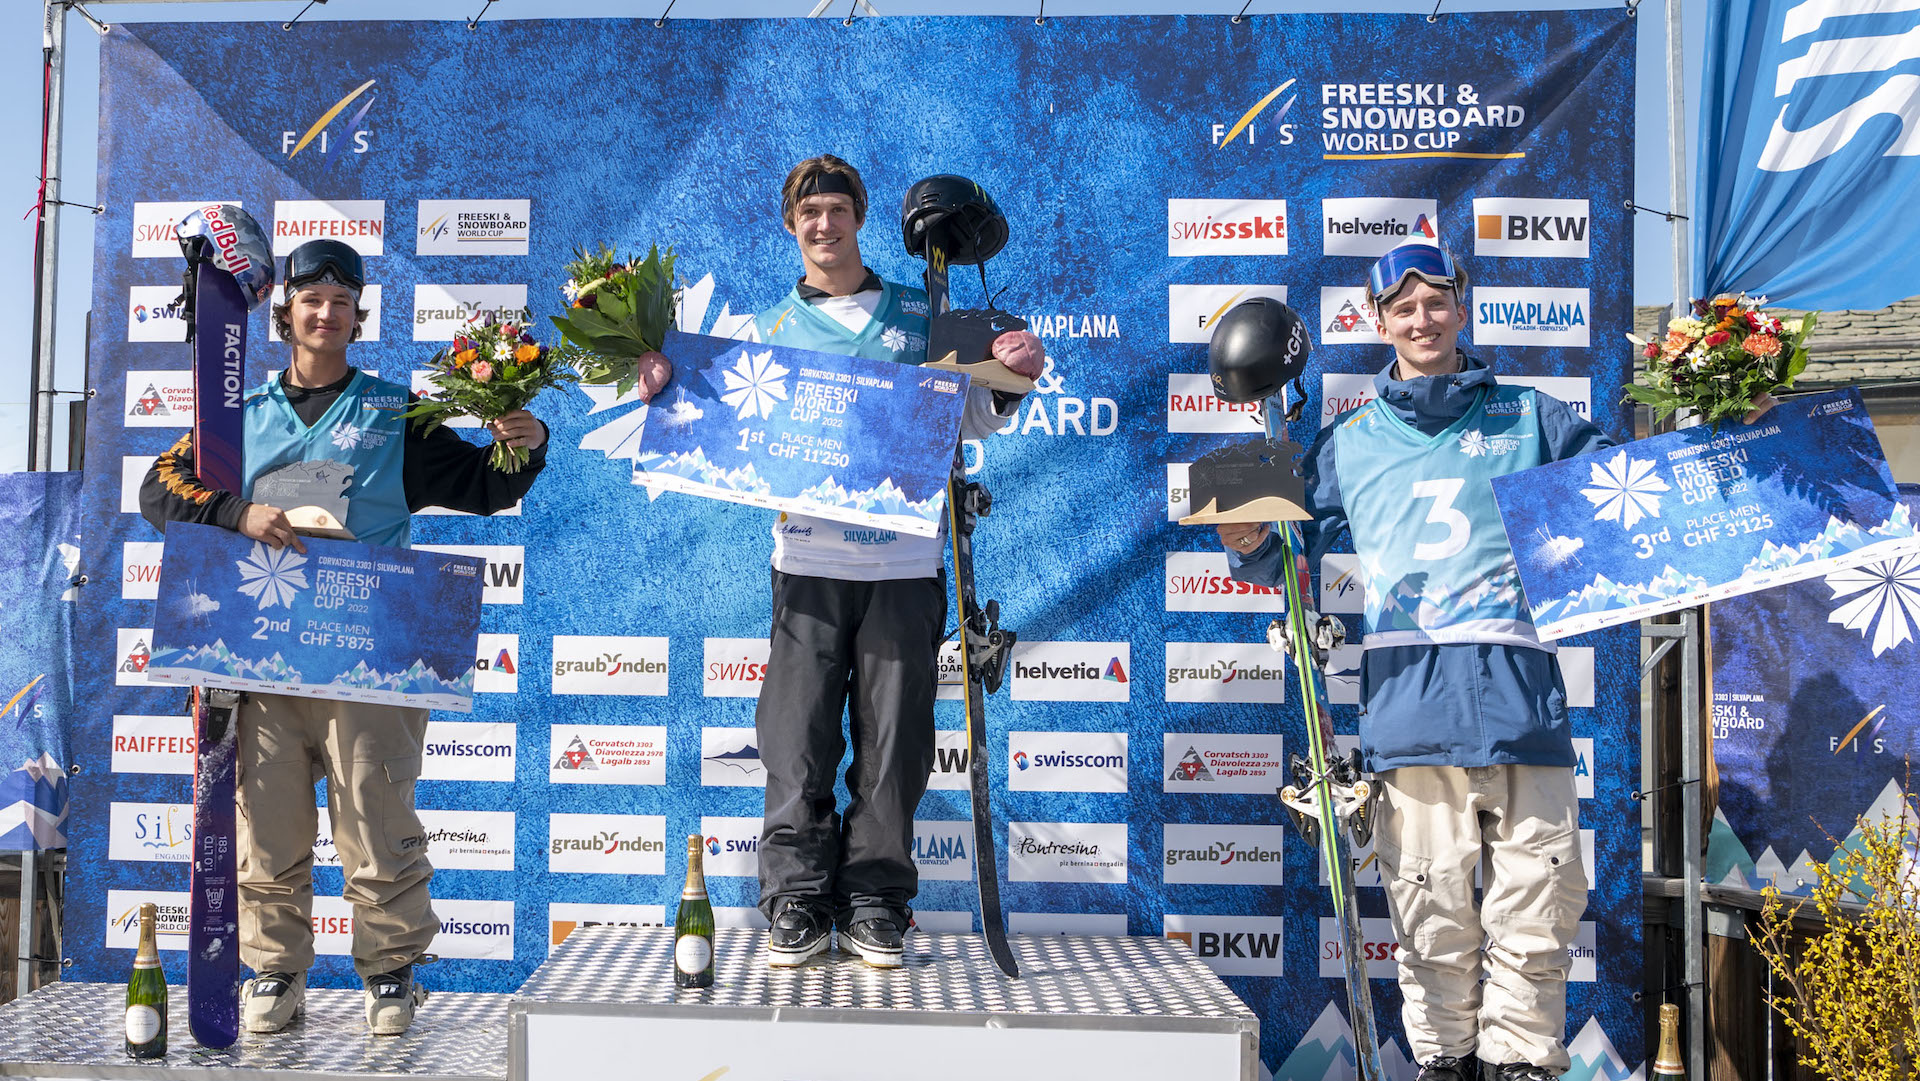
[1373,764,1588,1071]
[235,692,436,979]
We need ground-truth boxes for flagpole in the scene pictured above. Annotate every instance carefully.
[1666,0,1692,323]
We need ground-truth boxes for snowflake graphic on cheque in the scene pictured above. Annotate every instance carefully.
[720,349,790,420]
[1825,553,1920,657]
[1581,449,1670,531]
[235,542,310,610]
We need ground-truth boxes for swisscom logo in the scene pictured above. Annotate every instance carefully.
[1167,199,1289,257]
[1006,732,1128,793]
[699,816,762,878]
[1009,642,1130,703]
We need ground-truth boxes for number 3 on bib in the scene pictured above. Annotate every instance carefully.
[1408,477,1470,560]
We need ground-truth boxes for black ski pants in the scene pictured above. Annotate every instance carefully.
[755,569,944,931]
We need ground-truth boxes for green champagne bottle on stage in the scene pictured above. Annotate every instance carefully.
[674,834,715,988]
[125,902,167,1058]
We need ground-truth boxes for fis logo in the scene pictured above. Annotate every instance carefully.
[281,79,376,159]
[1212,79,1299,148]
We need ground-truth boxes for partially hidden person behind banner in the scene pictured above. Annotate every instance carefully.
[703,154,1042,968]
[138,239,656,1035]
[1216,239,1610,1081]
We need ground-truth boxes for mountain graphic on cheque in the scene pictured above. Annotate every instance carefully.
[795,475,944,519]
[1743,505,1916,574]
[1534,565,1711,622]
[638,447,773,495]
[333,658,474,698]
[152,640,306,683]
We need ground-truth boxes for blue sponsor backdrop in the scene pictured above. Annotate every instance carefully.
[74,14,1641,1077]
[0,472,80,851]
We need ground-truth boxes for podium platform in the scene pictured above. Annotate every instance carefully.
[509,927,1260,1081]
[0,981,507,1080]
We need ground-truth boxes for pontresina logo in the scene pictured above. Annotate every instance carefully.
[412,544,523,604]
[1167,284,1288,344]
[127,286,190,344]
[551,635,668,696]
[269,284,383,343]
[700,727,764,787]
[416,199,531,257]
[1007,732,1128,793]
[132,200,240,258]
[1318,915,1403,979]
[1471,287,1591,348]
[1473,197,1590,258]
[421,720,516,783]
[1320,197,1439,257]
[411,284,532,342]
[548,725,666,786]
[1163,642,1288,704]
[111,715,194,775]
[106,890,191,951]
[1163,733,1286,794]
[271,199,384,257]
[548,813,667,875]
[703,637,771,697]
[122,541,163,601]
[927,729,970,791]
[911,820,975,881]
[1319,286,1381,345]
[1010,641,1130,703]
[123,370,193,428]
[1163,824,1287,885]
[316,809,513,871]
[699,816,763,877]
[1165,552,1286,613]
[109,802,193,862]
[1007,821,1128,883]
[1167,199,1289,256]
[548,902,667,951]
[473,633,519,694]
[1319,372,1592,427]
[1165,914,1286,977]
[1168,373,1263,434]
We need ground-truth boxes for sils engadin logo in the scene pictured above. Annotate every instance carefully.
[235,543,309,610]
[282,78,376,160]
[721,349,790,420]
[1211,79,1299,148]
[1580,450,1670,531]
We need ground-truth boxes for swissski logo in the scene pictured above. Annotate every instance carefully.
[111,715,195,775]
[1319,286,1382,345]
[1165,552,1286,613]
[280,79,377,162]
[1210,79,1299,148]
[473,633,519,694]
[1471,287,1592,348]
[1163,642,1288,705]
[132,200,240,259]
[421,720,515,783]
[1006,731,1128,793]
[413,544,523,604]
[699,727,765,787]
[1165,914,1286,977]
[1320,197,1439,257]
[1163,823,1287,885]
[1167,373,1263,434]
[1007,821,1128,883]
[123,370,193,427]
[122,541,164,601]
[548,725,666,786]
[1167,199,1289,257]
[1163,733,1287,795]
[547,813,667,876]
[550,635,668,696]
[1319,372,1594,427]
[1473,197,1590,258]
[1168,285,1288,344]
[1009,641,1130,703]
[699,816,762,877]
[703,637,770,698]
[1318,915,1402,979]
[911,820,975,881]
[271,199,384,257]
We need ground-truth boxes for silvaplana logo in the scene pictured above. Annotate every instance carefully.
[1167,199,1289,257]
[281,78,376,160]
[1211,79,1299,148]
[1470,287,1591,348]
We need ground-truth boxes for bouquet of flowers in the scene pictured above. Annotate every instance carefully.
[549,243,677,396]
[403,313,574,473]
[1625,293,1817,426]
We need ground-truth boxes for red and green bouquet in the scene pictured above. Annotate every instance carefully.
[1625,293,1816,426]
[403,313,574,473]
[549,243,677,396]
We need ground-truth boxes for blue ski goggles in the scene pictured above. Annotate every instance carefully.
[1366,244,1465,305]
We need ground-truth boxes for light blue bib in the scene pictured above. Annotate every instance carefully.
[752,281,930,366]
[241,371,412,548]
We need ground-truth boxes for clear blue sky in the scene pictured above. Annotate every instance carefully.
[0,0,1704,472]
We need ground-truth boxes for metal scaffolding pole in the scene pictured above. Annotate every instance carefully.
[27,2,67,473]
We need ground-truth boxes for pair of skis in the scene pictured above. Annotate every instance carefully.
[920,234,1019,979]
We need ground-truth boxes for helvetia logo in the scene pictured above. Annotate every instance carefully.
[1211,79,1299,148]
[281,78,376,159]
[1104,657,1128,682]
[1319,198,1440,258]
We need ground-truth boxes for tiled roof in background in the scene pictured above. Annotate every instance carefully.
[1633,298,1920,390]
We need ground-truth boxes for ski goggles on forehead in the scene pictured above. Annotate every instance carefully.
[284,245,365,297]
[1366,245,1460,303]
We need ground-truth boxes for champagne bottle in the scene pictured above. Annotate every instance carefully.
[674,834,715,988]
[1653,1002,1685,1078]
[125,902,167,1058]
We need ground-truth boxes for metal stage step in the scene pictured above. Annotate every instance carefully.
[510,926,1259,1081]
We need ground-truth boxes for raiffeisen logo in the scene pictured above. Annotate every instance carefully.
[282,78,377,159]
[1211,79,1299,148]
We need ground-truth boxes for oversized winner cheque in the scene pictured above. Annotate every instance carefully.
[634,330,969,535]
[148,523,486,712]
